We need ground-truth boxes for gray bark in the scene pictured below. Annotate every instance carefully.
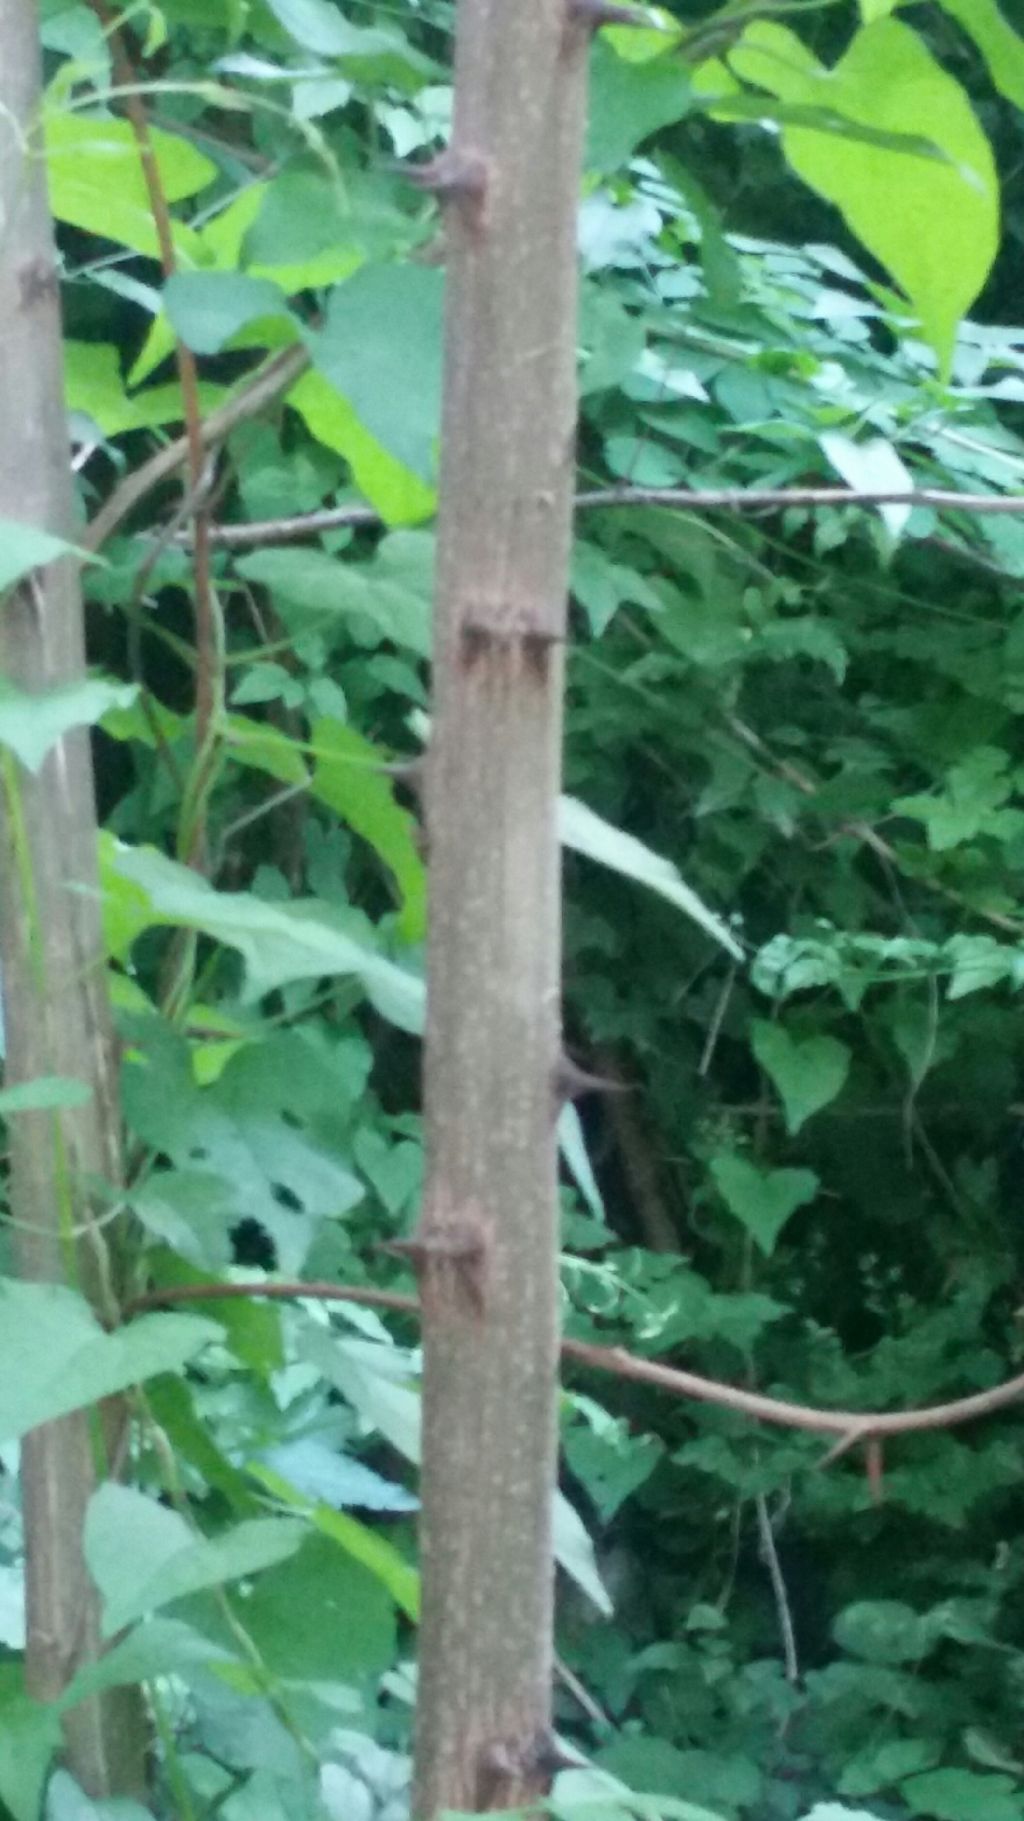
[0,0,146,1795]
[414,0,591,1813]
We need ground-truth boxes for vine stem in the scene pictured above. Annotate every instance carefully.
[124,1277,1024,1447]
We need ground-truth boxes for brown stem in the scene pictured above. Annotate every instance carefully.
[124,1278,1024,1443]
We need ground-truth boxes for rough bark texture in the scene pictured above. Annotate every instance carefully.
[0,0,147,1795]
[414,1,590,1814]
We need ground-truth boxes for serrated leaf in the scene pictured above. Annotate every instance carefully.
[84,1485,307,1635]
[0,1282,219,1442]
[0,676,137,773]
[710,1154,818,1255]
[750,1022,851,1133]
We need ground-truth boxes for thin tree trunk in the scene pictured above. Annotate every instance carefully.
[0,0,147,1795]
[414,1,591,1814]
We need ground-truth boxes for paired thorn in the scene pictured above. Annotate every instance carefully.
[398,148,489,232]
[476,1730,579,1806]
[380,1214,490,1316]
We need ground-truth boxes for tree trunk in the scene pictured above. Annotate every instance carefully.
[414,1,591,1814]
[0,0,147,1796]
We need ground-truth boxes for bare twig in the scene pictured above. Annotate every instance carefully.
[755,1493,799,1684]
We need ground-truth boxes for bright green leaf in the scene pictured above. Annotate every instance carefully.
[0,1668,61,1821]
[288,368,436,523]
[311,719,425,942]
[937,0,1024,110]
[44,111,212,261]
[727,19,999,374]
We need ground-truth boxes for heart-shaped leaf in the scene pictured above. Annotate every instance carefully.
[750,1022,851,1133]
[711,1154,818,1255]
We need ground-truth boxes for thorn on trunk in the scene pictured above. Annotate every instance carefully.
[380,1215,490,1316]
[569,0,654,28]
[397,149,489,229]
[554,1053,631,1110]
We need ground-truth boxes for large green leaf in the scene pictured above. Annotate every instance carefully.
[311,265,444,481]
[44,111,213,261]
[0,1281,219,1441]
[723,19,999,374]
[100,836,426,1023]
[901,1768,1023,1821]
[263,0,439,89]
[84,1484,307,1634]
[288,368,436,523]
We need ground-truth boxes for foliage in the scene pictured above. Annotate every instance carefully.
[2,0,1024,1817]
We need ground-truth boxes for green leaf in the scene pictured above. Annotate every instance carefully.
[554,1490,613,1616]
[819,430,916,537]
[249,1463,420,1618]
[311,265,444,481]
[59,1618,238,1711]
[84,1485,308,1635]
[44,111,213,261]
[0,676,137,773]
[586,38,693,172]
[235,534,432,654]
[0,1075,91,1113]
[839,1738,943,1798]
[710,1154,818,1255]
[750,1022,851,1133]
[289,368,436,524]
[101,836,426,1023]
[263,0,438,89]
[559,796,742,958]
[937,0,1024,110]
[834,1599,931,1663]
[310,719,425,941]
[0,519,91,592]
[0,1667,61,1821]
[901,1768,1024,1821]
[44,1769,156,1821]
[163,271,291,355]
[726,19,999,374]
[0,1282,219,1442]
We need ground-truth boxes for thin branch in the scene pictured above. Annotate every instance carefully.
[124,1277,1024,1444]
[575,483,1024,518]
[160,480,1024,555]
[83,346,309,553]
[755,1493,799,1684]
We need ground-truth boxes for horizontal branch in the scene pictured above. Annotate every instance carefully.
[125,1277,1024,1445]
[165,478,1024,554]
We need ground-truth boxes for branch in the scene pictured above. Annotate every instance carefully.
[575,483,1024,518]
[124,1278,1024,1445]
[83,346,309,553]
